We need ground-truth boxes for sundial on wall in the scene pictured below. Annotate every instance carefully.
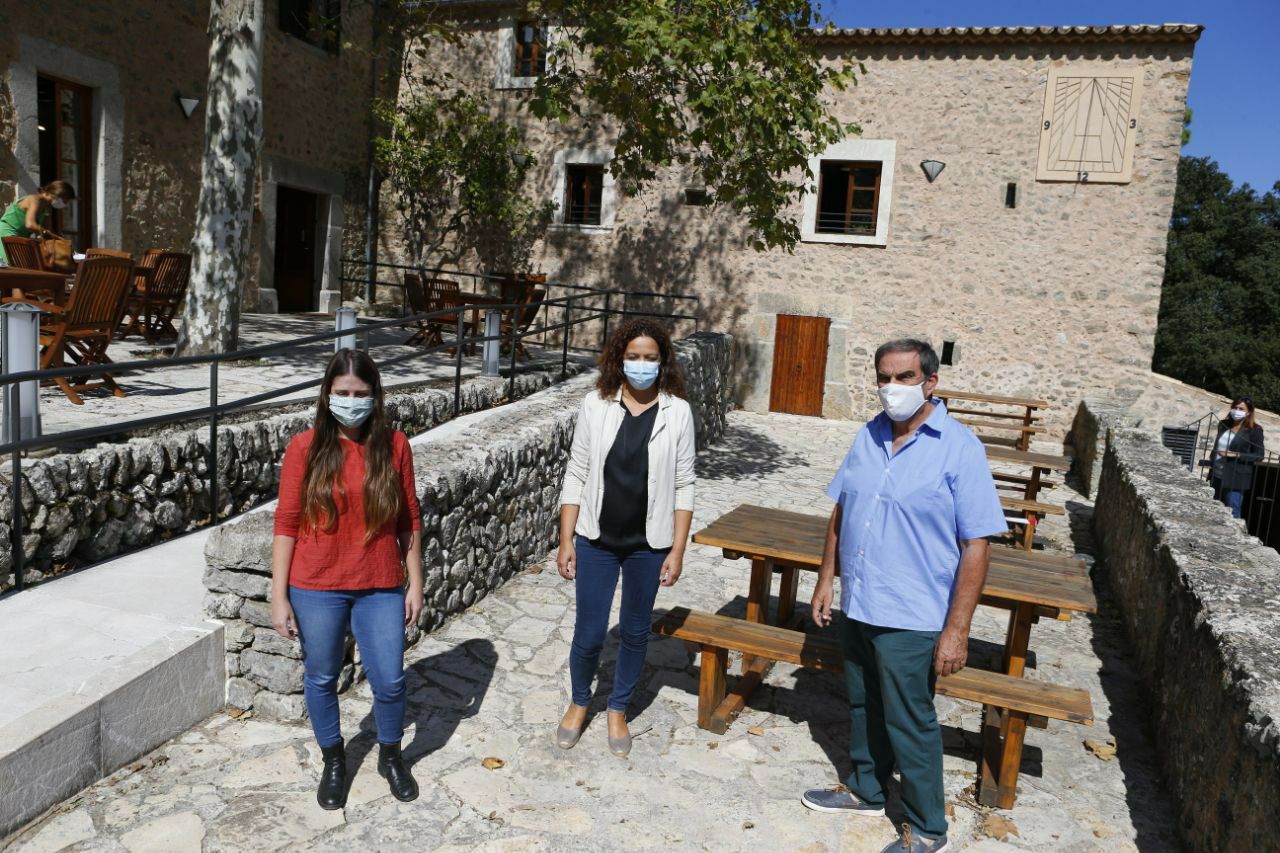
[1036,65,1144,184]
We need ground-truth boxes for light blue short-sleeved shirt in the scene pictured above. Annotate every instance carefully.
[826,400,1008,632]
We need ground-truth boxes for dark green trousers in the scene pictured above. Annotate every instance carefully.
[839,615,947,839]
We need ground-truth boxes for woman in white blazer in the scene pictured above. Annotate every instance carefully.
[555,318,696,756]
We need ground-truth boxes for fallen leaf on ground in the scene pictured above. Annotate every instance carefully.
[742,821,755,830]
[1084,738,1117,760]
[747,726,765,736]
[481,756,505,770]
[945,803,955,818]
[982,815,1020,841]
[526,565,543,574]
[707,742,718,750]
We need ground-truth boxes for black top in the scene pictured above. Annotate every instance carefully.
[595,400,659,551]
[1210,424,1266,492]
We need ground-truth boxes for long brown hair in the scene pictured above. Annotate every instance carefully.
[302,349,402,542]
[595,318,686,399]
[40,180,76,200]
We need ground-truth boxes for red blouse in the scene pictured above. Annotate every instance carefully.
[274,428,420,590]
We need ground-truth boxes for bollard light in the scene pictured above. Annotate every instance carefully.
[335,306,357,353]
[1,303,43,443]
[481,309,501,377]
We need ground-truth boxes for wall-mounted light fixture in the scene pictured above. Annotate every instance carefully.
[176,94,201,120]
[510,153,529,168]
[920,160,946,183]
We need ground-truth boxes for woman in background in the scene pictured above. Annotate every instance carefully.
[0,181,75,264]
[1209,396,1265,519]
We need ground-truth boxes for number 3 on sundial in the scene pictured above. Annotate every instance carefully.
[1036,65,1144,185]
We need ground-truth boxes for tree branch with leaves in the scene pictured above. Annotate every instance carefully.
[528,0,859,251]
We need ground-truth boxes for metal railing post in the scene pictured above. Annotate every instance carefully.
[561,297,572,381]
[453,314,464,418]
[601,292,611,349]
[1,303,43,444]
[209,361,219,523]
[9,383,24,593]
[508,308,519,400]
[481,310,500,378]
[335,307,357,352]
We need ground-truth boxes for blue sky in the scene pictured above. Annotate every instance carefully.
[820,0,1280,194]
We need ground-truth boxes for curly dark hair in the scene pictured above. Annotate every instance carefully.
[596,317,686,399]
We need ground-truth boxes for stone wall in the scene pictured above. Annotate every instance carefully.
[1,365,589,589]
[1092,422,1280,850]
[203,332,734,718]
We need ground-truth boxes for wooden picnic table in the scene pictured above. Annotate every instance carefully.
[690,504,1095,704]
[937,388,1048,451]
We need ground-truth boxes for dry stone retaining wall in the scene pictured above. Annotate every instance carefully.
[1,365,590,589]
[202,332,734,718]
[1091,412,1280,850]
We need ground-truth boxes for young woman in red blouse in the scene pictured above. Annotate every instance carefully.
[270,349,424,809]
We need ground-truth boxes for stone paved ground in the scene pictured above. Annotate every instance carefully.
[3,412,1178,852]
[37,313,572,439]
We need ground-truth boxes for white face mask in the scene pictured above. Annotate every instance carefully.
[1231,408,1247,422]
[51,198,67,210]
[877,381,928,422]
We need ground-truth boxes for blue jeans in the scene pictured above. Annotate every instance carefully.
[289,586,406,748]
[1226,490,1245,519]
[569,536,667,712]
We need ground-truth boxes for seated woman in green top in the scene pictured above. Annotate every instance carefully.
[0,180,76,265]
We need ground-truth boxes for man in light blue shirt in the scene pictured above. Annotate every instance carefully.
[802,339,1007,853]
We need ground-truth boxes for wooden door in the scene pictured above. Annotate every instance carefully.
[37,75,93,251]
[274,186,319,312]
[769,314,830,416]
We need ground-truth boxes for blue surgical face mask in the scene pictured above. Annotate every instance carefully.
[328,395,375,428]
[623,361,660,391]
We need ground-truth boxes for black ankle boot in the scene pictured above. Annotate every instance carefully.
[378,742,419,802]
[317,739,347,810]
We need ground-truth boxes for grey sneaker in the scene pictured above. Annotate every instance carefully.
[801,784,886,816]
[880,824,949,853]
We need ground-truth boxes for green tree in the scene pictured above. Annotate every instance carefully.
[529,0,860,251]
[1153,157,1280,410]
[374,90,553,273]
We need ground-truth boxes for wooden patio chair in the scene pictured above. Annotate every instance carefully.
[1,256,135,405]
[2,236,44,270]
[86,247,133,260]
[405,275,464,348]
[119,250,191,341]
[499,285,544,361]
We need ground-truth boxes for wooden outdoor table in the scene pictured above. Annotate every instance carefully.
[0,268,72,306]
[689,504,1097,719]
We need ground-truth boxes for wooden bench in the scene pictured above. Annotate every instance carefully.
[937,389,1049,451]
[653,607,1093,809]
[993,472,1056,492]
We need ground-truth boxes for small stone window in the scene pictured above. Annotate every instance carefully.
[683,187,711,206]
[564,165,604,226]
[816,161,882,237]
[514,21,548,78]
[801,139,896,247]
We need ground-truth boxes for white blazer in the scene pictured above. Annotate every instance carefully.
[559,388,696,549]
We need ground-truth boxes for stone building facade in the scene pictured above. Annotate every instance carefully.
[392,18,1202,432]
[0,0,377,313]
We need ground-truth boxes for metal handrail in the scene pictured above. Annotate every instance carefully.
[2,273,700,594]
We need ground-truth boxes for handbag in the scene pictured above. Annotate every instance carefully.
[37,237,76,273]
